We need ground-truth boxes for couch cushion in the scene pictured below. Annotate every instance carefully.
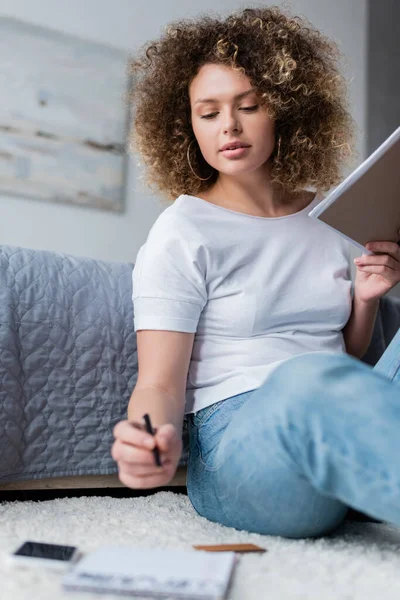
[0,244,189,483]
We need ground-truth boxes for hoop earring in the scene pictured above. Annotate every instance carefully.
[276,136,282,162]
[187,140,214,181]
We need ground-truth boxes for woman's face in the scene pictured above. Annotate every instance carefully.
[189,63,276,178]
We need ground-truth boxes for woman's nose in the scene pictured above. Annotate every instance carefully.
[223,117,241,134]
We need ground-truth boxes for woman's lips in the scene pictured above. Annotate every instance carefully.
[220,146,251,158]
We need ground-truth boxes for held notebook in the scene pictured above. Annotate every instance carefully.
[308,126,400,254]
[62,545,237,599]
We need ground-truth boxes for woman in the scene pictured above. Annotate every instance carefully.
[111,6,400,538]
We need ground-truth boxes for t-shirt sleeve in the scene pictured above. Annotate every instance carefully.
[132,214,208,333]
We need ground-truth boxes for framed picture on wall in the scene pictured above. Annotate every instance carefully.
[0,17,130,213]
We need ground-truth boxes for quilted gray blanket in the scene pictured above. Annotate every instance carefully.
[0,244,399,483]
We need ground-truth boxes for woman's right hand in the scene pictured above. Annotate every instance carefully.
[111,419,182,489]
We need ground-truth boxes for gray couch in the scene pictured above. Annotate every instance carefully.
[0,243,399,484]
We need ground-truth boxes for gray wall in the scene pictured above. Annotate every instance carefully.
[367,0,400,154]
[0,0,367,262]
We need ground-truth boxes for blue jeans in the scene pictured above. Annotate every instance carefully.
[186,329,400,539]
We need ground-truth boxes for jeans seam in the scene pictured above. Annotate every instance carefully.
[194,391,258,472]
[197,426,223,471]
[194,399,225,428]
[377,355,400,380]
[199,452,222,472]
[388,361,400,381]
[193,403,226,471]
[374,330,400,380]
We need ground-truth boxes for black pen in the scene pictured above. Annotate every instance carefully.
[143,413,162,467]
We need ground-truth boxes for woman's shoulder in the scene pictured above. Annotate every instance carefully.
[145,195,209,249]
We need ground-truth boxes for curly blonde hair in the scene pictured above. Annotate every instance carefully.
[127,5,355,202]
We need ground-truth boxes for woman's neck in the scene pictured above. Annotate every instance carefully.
[197,178,315,219]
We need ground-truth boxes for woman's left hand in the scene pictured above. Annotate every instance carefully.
[354,239,400,303]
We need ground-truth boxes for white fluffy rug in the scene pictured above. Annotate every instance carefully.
[1,491,400,600]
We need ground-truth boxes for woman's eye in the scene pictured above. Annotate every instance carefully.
[241,105,258,112]
[201,112,218,120]
[200,105,258,119]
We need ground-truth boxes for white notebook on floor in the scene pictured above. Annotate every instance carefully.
[62,545,237,599]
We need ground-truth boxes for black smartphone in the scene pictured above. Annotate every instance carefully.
[7,540,81,571]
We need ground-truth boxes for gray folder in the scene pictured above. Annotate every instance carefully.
[309,126,400,254]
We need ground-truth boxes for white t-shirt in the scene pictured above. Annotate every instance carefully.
[132,193,353,415]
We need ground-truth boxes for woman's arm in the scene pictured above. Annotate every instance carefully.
[111,330,195,490]
[343,239,400,358]
[128,330,195,430]
[342,295,379,359]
